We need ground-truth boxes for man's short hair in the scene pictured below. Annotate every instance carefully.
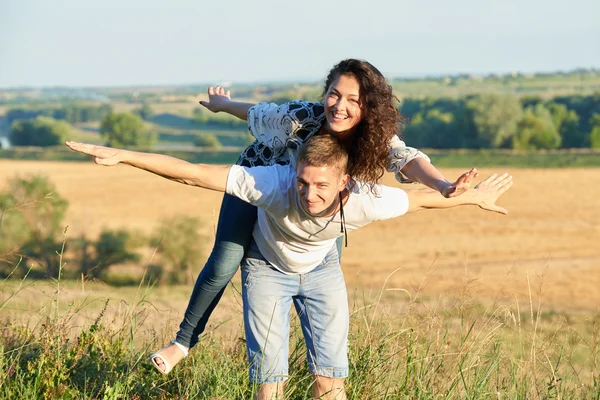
[297,135,349,175]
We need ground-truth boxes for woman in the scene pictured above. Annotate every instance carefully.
[151,59,470,374]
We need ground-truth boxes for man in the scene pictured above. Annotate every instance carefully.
[66,136,511,399]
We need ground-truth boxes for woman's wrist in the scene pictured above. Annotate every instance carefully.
[438,180,453,196]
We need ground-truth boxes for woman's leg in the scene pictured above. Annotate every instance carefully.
[175,193,258,348]
[152,194,258,373]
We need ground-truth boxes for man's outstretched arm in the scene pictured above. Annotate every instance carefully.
[65,141,231,192]
[404,169,513,215]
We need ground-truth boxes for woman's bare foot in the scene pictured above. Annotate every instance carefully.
[151,341,189,374]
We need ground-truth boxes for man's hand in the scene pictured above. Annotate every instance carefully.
[65,141,124,166]
[199,86,232,113]
[442,168,477,198]
[473,173,513,214]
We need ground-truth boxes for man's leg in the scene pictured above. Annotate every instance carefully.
[312,376,346,400]
[256,382,285,400]
[242,244,300,394]
[293,247,349,400]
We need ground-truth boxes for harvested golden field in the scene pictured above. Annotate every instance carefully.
[2,160,599,313]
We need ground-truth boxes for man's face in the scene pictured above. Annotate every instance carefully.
[296,161,349,217]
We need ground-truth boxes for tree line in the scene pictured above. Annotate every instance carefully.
[5,92,600,150]
[6,103,113,125]
[401,93,600,149]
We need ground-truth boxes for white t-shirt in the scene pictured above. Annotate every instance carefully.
[226,164,410,274]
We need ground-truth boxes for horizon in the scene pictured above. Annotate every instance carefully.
[1,0,599,89]
[1,66,598,91]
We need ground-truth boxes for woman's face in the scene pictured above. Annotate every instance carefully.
[323,74,363,139]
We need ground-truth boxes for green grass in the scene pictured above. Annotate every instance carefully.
[1,266,599,399]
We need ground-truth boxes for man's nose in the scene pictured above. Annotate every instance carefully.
[305,186,317,202]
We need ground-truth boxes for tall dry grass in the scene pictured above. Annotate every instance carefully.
[1,255,598,399]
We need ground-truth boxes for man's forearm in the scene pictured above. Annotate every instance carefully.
[220,101,255,120]
[401,158,450,194]
[404,187,477,213]
[121,150,230,192]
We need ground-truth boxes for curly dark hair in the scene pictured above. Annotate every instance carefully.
[321,59,402,187]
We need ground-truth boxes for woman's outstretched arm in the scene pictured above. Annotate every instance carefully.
[199,86,255,121]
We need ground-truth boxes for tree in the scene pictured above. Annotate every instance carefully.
[546,102,583,148]
[403,110,457,149]
[70,230,141,280]
[9,116,72,146]
[150,216,206,284]
[0,175,68,278]
[513,105,561,150]
[466,94,523,148]
[559,110,582,148]
[589,113,600,148]
[100,112,156,148]
[193,133,222,149]
[0,193,31,277]
[137,103,154,121]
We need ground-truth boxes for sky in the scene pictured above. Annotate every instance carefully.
[0,0,599,88]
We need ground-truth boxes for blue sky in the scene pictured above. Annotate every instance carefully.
[0,0,598,88]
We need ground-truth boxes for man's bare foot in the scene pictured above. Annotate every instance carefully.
[150,341,189,374]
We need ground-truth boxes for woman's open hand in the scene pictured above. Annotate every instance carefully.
[199,86,232,113]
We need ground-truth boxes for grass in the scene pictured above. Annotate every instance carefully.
[1,260,599,399]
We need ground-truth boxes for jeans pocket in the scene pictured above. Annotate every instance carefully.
[242,257,270,291]
[321,252,341,269]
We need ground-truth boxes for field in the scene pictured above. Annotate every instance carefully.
[1,160,600,398]
[2,160,599,310]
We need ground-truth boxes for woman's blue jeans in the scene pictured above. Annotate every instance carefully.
[175,193,344,348]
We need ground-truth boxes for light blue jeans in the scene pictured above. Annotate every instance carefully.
[175,193,344,349]
[242,241,349,383]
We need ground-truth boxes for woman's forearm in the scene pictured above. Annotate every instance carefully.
[401,157,451,194]
[220,101,255,121]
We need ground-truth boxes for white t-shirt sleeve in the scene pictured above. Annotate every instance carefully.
[226,164,291,210]
[366,185,410,221]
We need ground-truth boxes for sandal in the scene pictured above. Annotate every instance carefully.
[150,340,189,375]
